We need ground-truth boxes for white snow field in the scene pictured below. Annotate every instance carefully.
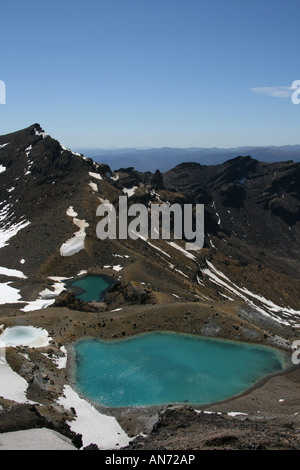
[57,385,131,450]
[0,428,77,450]
[60,206,89,256]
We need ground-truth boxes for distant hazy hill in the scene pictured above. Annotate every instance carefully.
[76,145,300,172]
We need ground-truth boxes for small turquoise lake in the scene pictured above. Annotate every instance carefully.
[66,275,114,302]
[73,331,289,408]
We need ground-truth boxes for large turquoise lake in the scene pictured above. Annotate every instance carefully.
[73,331,289,408]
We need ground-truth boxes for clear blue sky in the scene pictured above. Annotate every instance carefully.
[1,0,300,149]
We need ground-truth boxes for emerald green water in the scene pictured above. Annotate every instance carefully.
[66,275,114,302]
[73,332,289,408]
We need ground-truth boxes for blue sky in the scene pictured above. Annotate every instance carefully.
[1,0,300,149]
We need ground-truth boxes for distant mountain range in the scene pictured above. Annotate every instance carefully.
[75,145,300,172]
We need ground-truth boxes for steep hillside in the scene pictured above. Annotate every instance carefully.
[0,123,300,339]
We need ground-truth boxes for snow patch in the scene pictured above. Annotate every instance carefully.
[25,145,32,157]
[175,268,190,279]
[0,282,22,304]
[0,220,31,249]
[0,352,31,403]
[60,207,89,257]
[77,270,87,276]
[166,241,196,261]
[0,164,6,173]
[0,266,27,279]
[104,265,123,272]
[60,143,82,157]
[211,201,221,226]
[123,186,138,197]
[89,181,98,192]
[129,229,171,260]
[89,171,103,180]
[98,197,110,204]
[0,276,66,310]
[66,206,78,217]
[57,385,130,450]
[43,346,67,370]
[34,128,47,138]
[21,278,67,312]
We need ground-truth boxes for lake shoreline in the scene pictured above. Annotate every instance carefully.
[0,299,299,448]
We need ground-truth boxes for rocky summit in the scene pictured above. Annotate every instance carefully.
[0,123,300,450]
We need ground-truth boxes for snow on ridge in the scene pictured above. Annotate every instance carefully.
[0,203,12,221]
[0,219,31,250]
[211,201,221,226]
[203,260,300,327]
[123,186,138,198]
[166,241,196,261]
[60,207,89,257]
[25,145,32,157]
[34,127,47,138]
[150,189,160,200]
[89,171,103,181]
[129,229,172,259]
[60,142,82,157]
[175,268,190,279]
[0,143,9,149]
